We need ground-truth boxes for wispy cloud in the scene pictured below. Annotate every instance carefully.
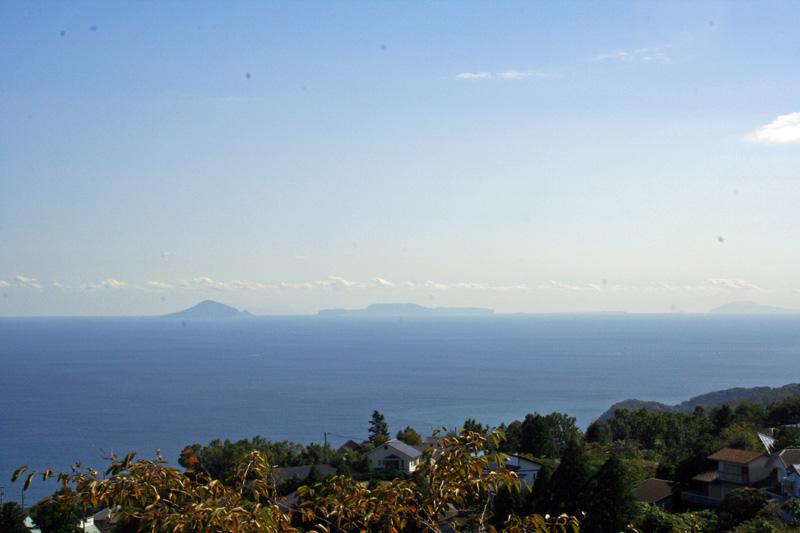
[15,275,43,289]
[748,112,800,144]
[594,47,671,64]
[145,281,172,289]
[79,279,128,290]
[703,278,763,291]
[454,70,550,81]
[5,275,767,294]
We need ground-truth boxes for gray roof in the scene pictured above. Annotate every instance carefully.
[270,464,336,485]
[777,449,800,468]
[371,439,423,459]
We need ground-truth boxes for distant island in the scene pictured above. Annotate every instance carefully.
[597,382,800,421]
[318,303,494,317]
[709,300,797,314]
[162,300,253,319]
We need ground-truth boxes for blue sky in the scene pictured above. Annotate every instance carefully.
[2,1,800,315]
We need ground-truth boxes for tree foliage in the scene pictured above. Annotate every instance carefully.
[396,425,422,446]
[15,431,580,533]
[582,455,636,533]
[0,502,30,533]
[368,410,390,445]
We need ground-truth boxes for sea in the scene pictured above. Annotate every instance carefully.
[2,314,799,504]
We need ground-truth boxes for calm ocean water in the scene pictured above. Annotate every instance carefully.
[2,314,799,503]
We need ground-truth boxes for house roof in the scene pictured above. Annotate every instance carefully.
[758,432,777,454]
[271,464,336,485]
[789,464,800,477]
[337,440,364,453]
[707,448,764,464]
[776,448,800,468]
[505,454,543,469]
[632,478,675,503]
[369,439,423,459]
[692,470,720,483]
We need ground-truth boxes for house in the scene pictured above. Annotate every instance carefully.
[366,439,423,474]
[769,448,800,483]
[781,464,800,498]
[682,448,772,507]
[503,455,543,487]
[633,478,676,511]
[337,440,364,454]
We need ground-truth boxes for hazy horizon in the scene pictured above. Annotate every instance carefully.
[3,2,800,316]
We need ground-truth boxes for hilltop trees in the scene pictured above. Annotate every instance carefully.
[396,425,422,446]
[368,410,390,445]
[519,412,579,458]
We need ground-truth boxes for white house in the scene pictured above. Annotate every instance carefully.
[782,464,800,498]
[504,455,543,487]
[769,448,800,483]
[366,439,423,474]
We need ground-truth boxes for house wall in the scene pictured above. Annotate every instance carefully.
[748,456,772,484]
[781,472,800,498]
[506,457,542,487]
[367,446,418,473]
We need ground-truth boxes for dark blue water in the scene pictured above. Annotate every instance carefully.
[2,314,799,503]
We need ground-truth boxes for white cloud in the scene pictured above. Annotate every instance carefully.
[324,276,357,289]
[80,279,128,290]
[145,281,172,289]
[497,70,549,80]
[0,280,9,288]
[15,275,43,289]
[374,277,394,288]
[544,280,582,291]
[51,281,64,289]
[594,47,670,64]
[454,70,549,81]
[455,72,493,80]
[748,112,800,144]
[704,278,763,291]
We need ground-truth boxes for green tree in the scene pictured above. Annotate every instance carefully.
[521,414,554,457]
[768,396,800,426]
[368,410,390,445]
[0,502,29,533]
[711,405,735,434]
[498,420,523,452]
[462,418,488,435]
[28,495,82,533]
[632,502,717,533]
[583,455,635,533]
[179,436,306,480]
[396,425,422,446]
[585,420,611,444]
[719,487,771,531]
[774,426,800,450]
[546,438,590,516]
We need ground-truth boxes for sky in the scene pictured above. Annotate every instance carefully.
[2,1,800,316]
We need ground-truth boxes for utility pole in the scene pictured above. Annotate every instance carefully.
[324,432,328,447]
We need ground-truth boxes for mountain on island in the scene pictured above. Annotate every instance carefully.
[162,300,253,319]
[596,383,800,422]
[709,301,796,314]
[318,303,494,317]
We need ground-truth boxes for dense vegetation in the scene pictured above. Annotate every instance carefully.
[13,396,800,532]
